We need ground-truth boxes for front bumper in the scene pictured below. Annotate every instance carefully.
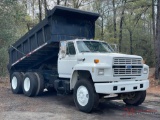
[94,80,149,94]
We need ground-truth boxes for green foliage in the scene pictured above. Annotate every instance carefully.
[0,0,29,76]
[94,0,154,67]
[0,0,156,76]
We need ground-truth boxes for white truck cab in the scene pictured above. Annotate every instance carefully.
[58,39,149,112]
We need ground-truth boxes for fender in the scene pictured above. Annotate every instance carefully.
[70,63,94,90]
[70,63,111,90]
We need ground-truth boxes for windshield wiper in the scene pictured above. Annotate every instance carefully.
[80,50,91,52]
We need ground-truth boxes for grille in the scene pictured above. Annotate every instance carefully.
[113,57,142,65]
[113,57,142,76]
[113,68,142,76]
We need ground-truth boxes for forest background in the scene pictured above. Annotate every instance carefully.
[0,0,158,78]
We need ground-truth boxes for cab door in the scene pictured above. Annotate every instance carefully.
[58,41,77,78]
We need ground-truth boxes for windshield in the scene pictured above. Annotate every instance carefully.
[77,41,114,53]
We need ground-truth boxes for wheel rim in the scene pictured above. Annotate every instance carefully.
[24,77,30,92]
[77,85,89,106]
[12,76,17,90]
[127,92,136,99]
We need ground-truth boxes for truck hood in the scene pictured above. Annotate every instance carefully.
[77,53,142,65]
[99,53,141,58]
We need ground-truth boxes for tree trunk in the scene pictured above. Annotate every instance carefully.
[38,0,42,22]
[72,0,76,8]
[27,23,30,31]
[119,0,126,52]
[112,0,117,39]
[44,0,48,17]
[23,0,27,9]
[129,30,133,54]
[64,0,68,6]
[32,1,35,19]
[72,0,82,8]
[57,0,60,5]
[152,0,156,45]
[101,17,104,40]
[155,0,160,80]
[152,0,156,67]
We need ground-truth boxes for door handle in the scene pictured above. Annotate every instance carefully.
[77,58,85,61]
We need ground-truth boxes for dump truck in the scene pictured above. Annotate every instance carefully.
[8,6,149,113]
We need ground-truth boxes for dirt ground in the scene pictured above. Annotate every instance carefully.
[0,68,160,120]
[147,68,160,96]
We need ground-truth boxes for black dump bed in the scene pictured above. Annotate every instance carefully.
[8,6,99,72]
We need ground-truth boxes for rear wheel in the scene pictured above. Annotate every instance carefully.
[123,90,146,106]
[34,72,44,96]
[22,72,38,97]
[73,79,99,113]
[11,72,24,94]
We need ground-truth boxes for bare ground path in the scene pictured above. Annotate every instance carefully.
[0,68,160,120]
[0,83,160,120]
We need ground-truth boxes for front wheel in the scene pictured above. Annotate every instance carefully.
[73,79,99,113]
[123,90,146,106]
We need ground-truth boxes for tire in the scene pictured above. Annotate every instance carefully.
[22,72,38,97]
[123,90,146,106]
[34,72,44,96]
[11,72,24,94]
[73,79,99,113]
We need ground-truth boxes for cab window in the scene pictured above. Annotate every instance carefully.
[66,42,76,55]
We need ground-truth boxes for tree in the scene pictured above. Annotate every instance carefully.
[71,0,87,8]
[38,0,42,22]
[112,0,117,39]
[0,0,28,76]
[93,0,111,40]
[44,0,48,17]
[31,0,35,19]
[119,0,126,52]
[155,0,160,80]
[152,0,156,47]
[122,1,151,54]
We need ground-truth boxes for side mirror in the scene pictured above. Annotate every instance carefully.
[60,41,66,58]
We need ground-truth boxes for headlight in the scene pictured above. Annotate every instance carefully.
[98,69,104,75]
[143,68,148,74]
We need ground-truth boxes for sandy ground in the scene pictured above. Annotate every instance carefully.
[147,68,160,96]
[0,68,160,120]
